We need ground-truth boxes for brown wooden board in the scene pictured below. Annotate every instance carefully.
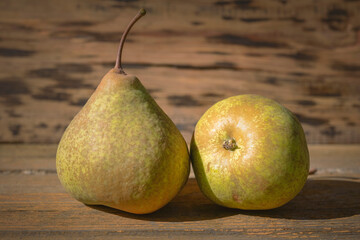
[0,0,360,145]
[0,144,359,239]
[0,176,359,239]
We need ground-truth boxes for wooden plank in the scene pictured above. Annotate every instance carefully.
[309,145,360,175]
[0,144,57,171]
[0,176,359,239]
[0,144,359,238]
[0,0,359,144]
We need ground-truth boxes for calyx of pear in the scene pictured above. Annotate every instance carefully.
[56,9,190,214]
[190,95,309,210]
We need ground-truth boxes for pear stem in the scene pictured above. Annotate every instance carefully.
[115,8,146,74]
[223,138,237,151]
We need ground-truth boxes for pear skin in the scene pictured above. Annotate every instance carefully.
[191,95,309,210]
[57,70,190,214]
[56,9,190,214]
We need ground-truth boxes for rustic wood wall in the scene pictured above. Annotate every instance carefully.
[0,0,359,144]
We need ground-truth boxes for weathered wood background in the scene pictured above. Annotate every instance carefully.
[0,0,360,144]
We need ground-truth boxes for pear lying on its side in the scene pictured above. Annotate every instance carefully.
[56,9,190,214]
[191,95,309,210]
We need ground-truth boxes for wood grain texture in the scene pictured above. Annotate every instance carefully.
[0,176,359,239]
[0,0,360,144]
[0,144,359,239]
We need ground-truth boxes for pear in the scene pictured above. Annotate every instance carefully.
[190,95,309,210]
[56,9,190,214]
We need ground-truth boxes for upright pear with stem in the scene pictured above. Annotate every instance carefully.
[56,9,190,214]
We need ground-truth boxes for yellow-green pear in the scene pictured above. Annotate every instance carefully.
[191,95,309,210]
[56,9,190,214]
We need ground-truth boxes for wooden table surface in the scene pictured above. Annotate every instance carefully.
[0,144,359,239]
